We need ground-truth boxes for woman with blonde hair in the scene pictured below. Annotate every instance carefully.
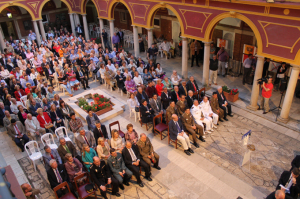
[36,107,54,132]
[96,137,110,163]
[81,144,97,172]
[110,129,125,153]
[125,75,137,94]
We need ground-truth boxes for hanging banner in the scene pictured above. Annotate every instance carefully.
[217,38,228,49]
[242,44,257,62]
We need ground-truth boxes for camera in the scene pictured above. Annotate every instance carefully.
[257,77,268,85]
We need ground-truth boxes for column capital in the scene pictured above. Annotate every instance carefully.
[203,41,212,44]
[31,19,42,22]
[180,36,187,41]
[255,54,264,60]
[82,14,87,16]
[146,28,153,31]
[291,64,300,70]
[108,19,115,22]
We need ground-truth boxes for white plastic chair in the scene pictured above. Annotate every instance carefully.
[127,100,140,122]
[55,127,72,142]
[41,133,58,149]
[20,96,27,109]
[24,141,43,171]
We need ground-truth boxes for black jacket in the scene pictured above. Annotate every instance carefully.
[140,104,154,123]
[90,161,112,187]
[291,155,300,170]
[116,74,126,89]
[186,95,195,109]
[217,91,227,107]
[136,91,149,105]
[93,125,108,141]
[122,145,141,166]
[186,80,199,93]
[168,118,185,140]
[161,91,171,110]
[170,91,180,103]
[178,85,188,97]
[44,67,55,79]
[47,164,70,189]
[276,170,300,199]
[49,109,64,123]
[57,142,77,163]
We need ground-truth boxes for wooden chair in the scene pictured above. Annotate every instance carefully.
[153,114,168,140]
[53,181,77,199]
[198,87,206,102]
[167,123,177,149]
[139,108,148,131]
[109,121,125,138]
[74,173,97,199]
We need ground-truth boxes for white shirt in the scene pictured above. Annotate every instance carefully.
[160,42,170,51]
[107,64,115,71]
[200,101,213,117]
[133,75,143,86]
[190,105,203,121]
[28,33,36,41]
[127,148,138,163]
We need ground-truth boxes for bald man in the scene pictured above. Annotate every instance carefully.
[266,190,285,199]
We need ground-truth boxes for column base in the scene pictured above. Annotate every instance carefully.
[277,116,289,123]
[246,104,259,111]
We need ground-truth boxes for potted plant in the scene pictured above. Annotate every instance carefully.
[222,85,239,102]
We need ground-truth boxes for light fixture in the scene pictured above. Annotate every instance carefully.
[7,13,12,18]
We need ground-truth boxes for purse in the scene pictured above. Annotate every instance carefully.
[44,123,54,129]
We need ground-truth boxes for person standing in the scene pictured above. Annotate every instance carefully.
[274,62,287,92]
[102,29,111,51]
[147,44,158,64]
[217,46,229,77]
[190,40,201,67]
[209,55,219,86]
[260,77,273,114]
[263,58,271,78]
[243,54,253,85]
[76,24,83,37]
[112,33,120,51]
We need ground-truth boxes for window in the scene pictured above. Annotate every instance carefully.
[120,11,127,24]
[42,15,48,23]
[154,18,160,28]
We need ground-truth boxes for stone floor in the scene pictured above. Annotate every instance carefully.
[128,48,300,131]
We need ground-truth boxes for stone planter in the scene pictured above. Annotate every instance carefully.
[223,92,239,102]
[94,105,113,116]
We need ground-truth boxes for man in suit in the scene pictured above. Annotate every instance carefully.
[291,155,300,171]
[136,87,149,105]
[137,133,161,170]
[43,145,62,170]
[186,90,196,109]
[166,101,177,123]
[266,190,285,199]
[271,167,300,199]
[210,92,225,122]
[107,148,132,188]
[25,113,46,140]
[90,157,121,198]
[93,121,108,142]
[161,87,171,110]
[122,141,152,187]
[57,138,78,163]
[168,114,194,156]
[29,99,42,117]
[7,119,29,151]
[181,108,205,147]
[75,129,96,152]
[149,94,164,116]
[140,100,155,133]
[186,76,199,96]
[190,40,201,67]
[76,24,84,37]
[44,64,55,87]
[0,102,11,126]
[3,111,19,128]
[176,95,188,116]
[75,65,89,90]
[47,159,75,198]
[179,81,188,97]
[217,86,233,119]
[171,86,180,104]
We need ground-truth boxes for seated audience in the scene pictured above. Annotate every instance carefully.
[170,70,182,86]
[57,138,78,163]
[96,137,111,163]
[217,86,233,120]
[86,109,100,130]
[59,100,73,120]
[43,145,62,171]
[3,110,19,128]
[124,123,139,144]
[125,75,137,94]
[81,144,97,172]
[29,99,42,116]
[161,87,171,110]
[7,119,29,151]
[191,100,213,134]
[93,121,108,141]
[36,108,55,132]
[75,129,96,152]
[69,113,84,133]
[49,104,64,128]
[145,81,156,98]
[17,105,28,125]
[210,91,225,122]
[25,113,46,140]
[64,153,83,182]
[166,101,177,123]
[136,87,149,105]
[200,96,219,128]
[110,129,125,153]
[21,183,41,199]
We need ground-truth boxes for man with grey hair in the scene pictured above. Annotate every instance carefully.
[25,113,46,140]
[3,110,19,128]
[43,145,62,170]
[57,137,78,163]
[217,86,233,119]
[75,128,96,152]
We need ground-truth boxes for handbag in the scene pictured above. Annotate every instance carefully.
[135,107,139,112]
[44,123,54,129]
[84,183,95,193]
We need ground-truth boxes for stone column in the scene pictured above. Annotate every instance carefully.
[69,13,76,35]
[38,20,46,40]
[132,25,140,57]
[247,55,264,110]
[32,20,41,46]
[202,42,211,85]
[75,14,81,26]
[82,14,89,41]
[277,65,300,123]
[147,28,153,48]
[109,19,115,48]
[181,37,188,79]
[99,18,105,49]
[13,20,22,39]
[0,25,5,51]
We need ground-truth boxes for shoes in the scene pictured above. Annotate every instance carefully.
[206,131,211,134]
[263,111,268,114]
[191,65,194,67]
[223,75,226,77]
[188,148,194,153]
[210,129,214,132]
[154,166,161,170]
[112,87,115,91]
[214,83,218,85]
[123,182,130,186]
[194,142,199,148]
[139,183,144,187]
[21,149,25,152]
[184,150,191,156]
[217,74,220,76]
[119,184,124,190]
[213,125,217,129]
[224,118,228,121]
[83,87,86,90]
[146,177,152,181]
[112,192,121,197]
[202,135,206,138]
[199,136,206,142]
[219,119,224,122]
[229,114,233,117]
[86,86,90,88]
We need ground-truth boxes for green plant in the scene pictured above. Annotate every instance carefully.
[78,98,88,107]
[222,85,230,93]
[222,86,239,95]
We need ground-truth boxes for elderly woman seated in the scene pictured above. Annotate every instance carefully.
[36,108,55,133]
[81,144,97,172]
[96,137,110,163]
[49,104,65,128]
[110,129,125,153]
[124,123,139,145]
[64,153,83,182]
